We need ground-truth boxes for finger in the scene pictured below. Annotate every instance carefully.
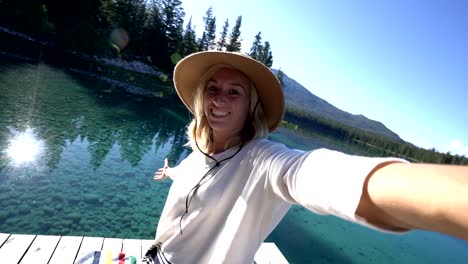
[156,175,166,180]
[154,170,166,180]
[164,158,169,168]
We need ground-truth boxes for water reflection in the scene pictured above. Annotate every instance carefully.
[0,57,189,169]
[0,57,190,238]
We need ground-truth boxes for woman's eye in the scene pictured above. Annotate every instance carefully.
[207,86,217,92]
[229,89,239,95]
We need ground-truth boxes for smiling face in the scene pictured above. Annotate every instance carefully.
[203,68,251,143]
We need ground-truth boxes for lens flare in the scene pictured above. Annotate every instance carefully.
[5,127,45,166]
[110,27,129,51]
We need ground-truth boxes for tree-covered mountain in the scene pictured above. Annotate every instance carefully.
[273,69,403,141]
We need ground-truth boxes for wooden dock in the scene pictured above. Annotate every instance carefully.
[0,233,288,263]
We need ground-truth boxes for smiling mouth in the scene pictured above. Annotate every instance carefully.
[211,109,230,117]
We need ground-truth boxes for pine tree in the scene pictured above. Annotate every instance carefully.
[181,17,199,57]
[217,19,229,51]
[261,41,273,67]
[208,16,216,49]
[249,31,262,59]
[201,6,216,50]
[198,32,207,51]
[248,32,273,67]
[226,16,242,52]
[276,68,284,85]
[145,0,185,70]
[160,0,185,57]
[145,0,169,67]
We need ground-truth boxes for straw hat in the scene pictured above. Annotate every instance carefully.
[173,51,285,132]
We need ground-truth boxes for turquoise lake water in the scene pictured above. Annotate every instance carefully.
[0,55,467,263]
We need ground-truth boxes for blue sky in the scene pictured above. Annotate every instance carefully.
[181,0,468,156]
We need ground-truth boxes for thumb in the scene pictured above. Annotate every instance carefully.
[164,158,169,168]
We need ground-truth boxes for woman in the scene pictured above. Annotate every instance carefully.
[146,51,468,263]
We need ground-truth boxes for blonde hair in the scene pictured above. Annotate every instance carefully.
[186,65,269,153]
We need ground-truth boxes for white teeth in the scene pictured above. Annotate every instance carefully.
[212,110,229,117]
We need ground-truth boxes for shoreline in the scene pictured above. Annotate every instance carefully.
[0,26,172,99]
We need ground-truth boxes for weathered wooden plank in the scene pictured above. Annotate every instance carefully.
[0,233,10,246]
[48,236,83,264]
[74,236,104,264]
[99,237,123,263]
[20,235,61,264]
[254,242,289,264]
[0,234,36,264]
[122,239,142,263]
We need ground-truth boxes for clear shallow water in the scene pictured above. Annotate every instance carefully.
[0,57,189,239]
[0,56,467,263]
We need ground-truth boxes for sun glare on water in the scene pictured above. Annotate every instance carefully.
[5,128,45,166]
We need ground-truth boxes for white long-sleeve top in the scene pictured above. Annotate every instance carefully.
[154,138,406,263]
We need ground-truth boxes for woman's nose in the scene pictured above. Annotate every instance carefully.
[213,94,226,106]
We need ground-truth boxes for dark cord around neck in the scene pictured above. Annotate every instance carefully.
[179,121,246,235]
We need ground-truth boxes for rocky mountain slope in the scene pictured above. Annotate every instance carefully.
[274,69,402,141]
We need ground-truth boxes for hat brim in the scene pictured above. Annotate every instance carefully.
[173,51,285,132]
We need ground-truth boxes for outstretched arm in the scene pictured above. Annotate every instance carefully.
[356,162,468,240]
